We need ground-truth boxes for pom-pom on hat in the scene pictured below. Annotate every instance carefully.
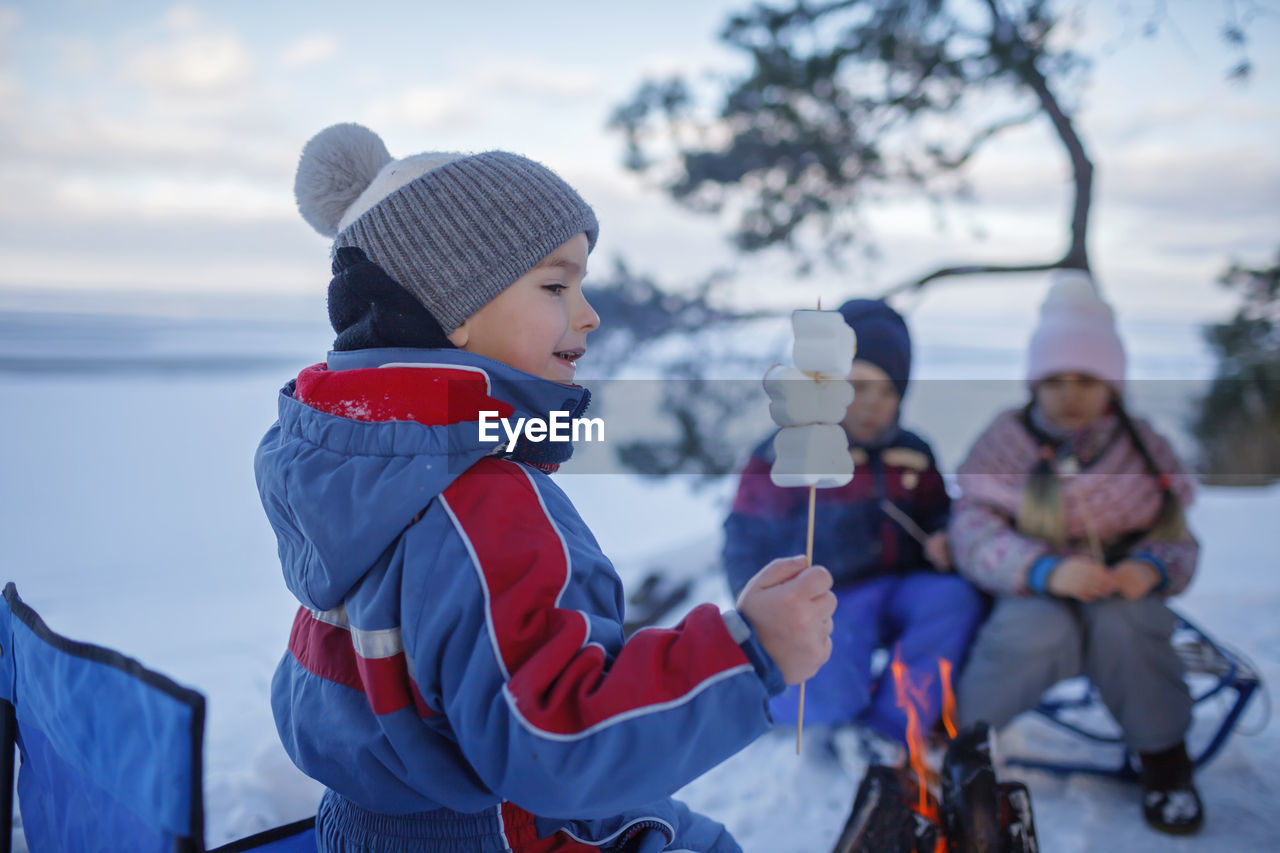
[1026,268,1126,392]
[295,123,599,334]
[836,298,913,399]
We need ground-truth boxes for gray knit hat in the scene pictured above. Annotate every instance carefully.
[294,123,599,333]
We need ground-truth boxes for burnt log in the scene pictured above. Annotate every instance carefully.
[997,781,1039,853]
[833,723,1039,853]
[941,722,1040,853]
[831,764,938,853]
[941,722,1002,852]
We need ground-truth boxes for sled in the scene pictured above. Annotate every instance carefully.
[1005,609,1262,780]
[0,582,316,852]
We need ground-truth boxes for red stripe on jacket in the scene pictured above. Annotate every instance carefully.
[443,456,751,737]
[288,607,435,718]
[295,362,514,425]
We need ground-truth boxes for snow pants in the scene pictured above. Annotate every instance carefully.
[956,595,1192,752]
[769,572,987,743]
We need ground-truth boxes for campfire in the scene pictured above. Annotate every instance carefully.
[832,655,1039,853]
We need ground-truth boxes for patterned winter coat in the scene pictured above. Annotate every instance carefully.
[723,426,950,599]
[256,347,784,852]
[949,406,1198,597]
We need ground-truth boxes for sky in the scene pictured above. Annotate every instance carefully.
[0,0,1277,329]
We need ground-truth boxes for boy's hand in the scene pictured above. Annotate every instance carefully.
[924,531,952,571]
[1111,559,1161,600]
[737,555,836,685]
[1046,555,1116,601]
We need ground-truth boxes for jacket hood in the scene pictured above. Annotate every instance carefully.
[254,348,590,611]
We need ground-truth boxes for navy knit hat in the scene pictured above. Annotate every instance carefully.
[837,299,912,398]
[295,123,598,337]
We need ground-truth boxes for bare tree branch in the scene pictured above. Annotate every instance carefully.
[929,109,1042,170]
[986,0,1093,271]
[880,258,1071,298]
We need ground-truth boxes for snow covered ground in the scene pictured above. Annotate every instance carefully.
[0,301,1275,851]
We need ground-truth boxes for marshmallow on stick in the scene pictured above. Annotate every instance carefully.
[764,366,855,428]
[763,306,857,756]
[792,309,857,378]
[769,424,854,488]
[767,309,857,489]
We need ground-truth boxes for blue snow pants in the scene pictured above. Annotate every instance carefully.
[769,572,986,743]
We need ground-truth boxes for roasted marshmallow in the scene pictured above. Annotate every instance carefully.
[764,365,855,427]
[770,423,855,489]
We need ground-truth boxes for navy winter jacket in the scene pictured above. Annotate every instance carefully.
[723,427,950,599]
[256,348,783,851]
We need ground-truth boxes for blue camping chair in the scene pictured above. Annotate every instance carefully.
[1006,608,1263,780]
[0,582,316,852]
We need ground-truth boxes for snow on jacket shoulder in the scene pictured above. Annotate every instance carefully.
[255,348,782,846]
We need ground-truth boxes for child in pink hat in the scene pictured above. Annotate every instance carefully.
[948,269,1204,835]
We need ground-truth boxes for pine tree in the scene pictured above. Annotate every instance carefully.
[1194,253,1280,485]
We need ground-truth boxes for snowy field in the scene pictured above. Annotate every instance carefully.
[0,301,1275,851]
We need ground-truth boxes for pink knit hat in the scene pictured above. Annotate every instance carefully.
[1026,269,1126,392]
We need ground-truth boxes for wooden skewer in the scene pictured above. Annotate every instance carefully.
[879,497,930,548]
[797,295,823,757]
[1079,496,1105,564]
[1065,460,1104,564]
[798,484,816,755]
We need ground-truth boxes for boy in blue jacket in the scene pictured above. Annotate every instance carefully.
[255,123,837,852]
[723,300,985,752]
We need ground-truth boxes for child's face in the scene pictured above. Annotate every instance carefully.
[447,234,598,383]
[841,360,900,443]
[1034,372,1112,430]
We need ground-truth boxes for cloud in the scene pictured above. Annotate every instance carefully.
[633,50,723,81]
[0,7,306,191]
[52,174,292,222]
[1101,142,1280,220]
[1,103,295,184]
[366,86,479,130]
[0,242,320,293]
[0,72,16,121]
[1089,94,1280,151]
[367,58,602,132]
[0,207,325,293]
[0,6,20,63]
[280,34,337,69]
[0,157,294,232]
[0,5,315,238]
[50,34,101,78]
[121,7,253,98]
[0,5,19,116]
[472,63,600,100]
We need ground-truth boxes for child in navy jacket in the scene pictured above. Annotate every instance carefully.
[256,124,837,852]
[723,300,985,747]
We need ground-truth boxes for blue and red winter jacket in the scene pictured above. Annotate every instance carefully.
[255,348,784,852]
[723,427,950,599]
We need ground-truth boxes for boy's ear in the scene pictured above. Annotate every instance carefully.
[447,320,470,348]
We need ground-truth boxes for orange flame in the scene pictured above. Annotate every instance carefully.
[890,647,935,821]
[939,658,958,740]
[892,650,954,852]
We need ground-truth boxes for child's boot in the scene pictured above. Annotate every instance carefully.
[1139,741,1204,835]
